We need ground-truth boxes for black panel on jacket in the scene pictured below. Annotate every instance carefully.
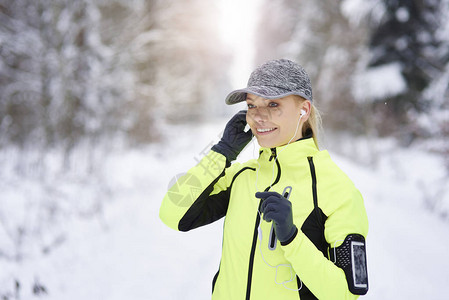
[178,189,229,232]
[178,169,228,231]
[178,167,256,232]
[296,156,329,299]
[296,207,329,299]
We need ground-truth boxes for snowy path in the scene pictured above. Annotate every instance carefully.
[2,121,448,300]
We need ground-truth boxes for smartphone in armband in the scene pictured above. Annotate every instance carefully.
[351,241,368,290]
[331,234,369,295]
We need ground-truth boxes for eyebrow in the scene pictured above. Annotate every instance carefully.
[246,96,276,102]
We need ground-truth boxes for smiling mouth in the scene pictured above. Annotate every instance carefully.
[256,127,277,135]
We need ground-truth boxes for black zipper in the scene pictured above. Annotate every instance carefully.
[269,147,276,161]
[246,148,281,300]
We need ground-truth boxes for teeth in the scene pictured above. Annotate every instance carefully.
[257,128,276,133]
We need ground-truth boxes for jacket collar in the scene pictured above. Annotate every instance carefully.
[258,136,319,164]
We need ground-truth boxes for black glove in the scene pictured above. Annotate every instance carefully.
[212,110,253,162]
[256,191,298,244]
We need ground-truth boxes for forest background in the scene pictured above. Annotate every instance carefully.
[1,0,448,299]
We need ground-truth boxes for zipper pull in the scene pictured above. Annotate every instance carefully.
[283,186,292,200]
[269,148,276,161]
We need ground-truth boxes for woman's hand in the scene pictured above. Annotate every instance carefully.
[256,191,298,245]
[212,110,253,162]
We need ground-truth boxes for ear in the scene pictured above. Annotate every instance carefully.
[300,100,312,120]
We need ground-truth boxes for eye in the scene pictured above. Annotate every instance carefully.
[268,102,279,107]
[247,103,255,109]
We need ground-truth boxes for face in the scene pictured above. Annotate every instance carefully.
[246,94,309,148]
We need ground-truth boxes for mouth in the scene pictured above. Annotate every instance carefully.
[256,127,277,136]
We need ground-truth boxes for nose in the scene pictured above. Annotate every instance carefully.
[247,107,270,123]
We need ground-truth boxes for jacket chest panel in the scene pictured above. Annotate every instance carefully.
[224,168,316,255]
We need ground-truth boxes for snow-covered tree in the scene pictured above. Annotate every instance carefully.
[0,0,229,281]
[0,0,136,151]
[0,0,229,151]
[366,0,445,142]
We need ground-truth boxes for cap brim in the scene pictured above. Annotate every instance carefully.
[225,86,312,105]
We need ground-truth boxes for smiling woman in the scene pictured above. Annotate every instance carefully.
[160,59,370,299]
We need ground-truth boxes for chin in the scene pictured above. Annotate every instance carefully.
[256,138,277,148]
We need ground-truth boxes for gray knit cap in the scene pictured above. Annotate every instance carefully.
[225,59,313,105]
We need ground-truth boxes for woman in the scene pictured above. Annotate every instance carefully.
[159,59,369,299]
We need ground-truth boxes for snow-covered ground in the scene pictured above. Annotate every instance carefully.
[1,120,448,300]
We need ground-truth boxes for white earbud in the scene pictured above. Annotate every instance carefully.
[300,109,306,116]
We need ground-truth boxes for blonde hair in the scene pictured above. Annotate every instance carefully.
[295,96,322,148]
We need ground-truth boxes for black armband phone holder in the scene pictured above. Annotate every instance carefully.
[329,234,369,295]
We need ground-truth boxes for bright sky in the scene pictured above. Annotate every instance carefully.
[218,0,262,89]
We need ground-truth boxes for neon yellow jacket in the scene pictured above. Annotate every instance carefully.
[159,137,369,299]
